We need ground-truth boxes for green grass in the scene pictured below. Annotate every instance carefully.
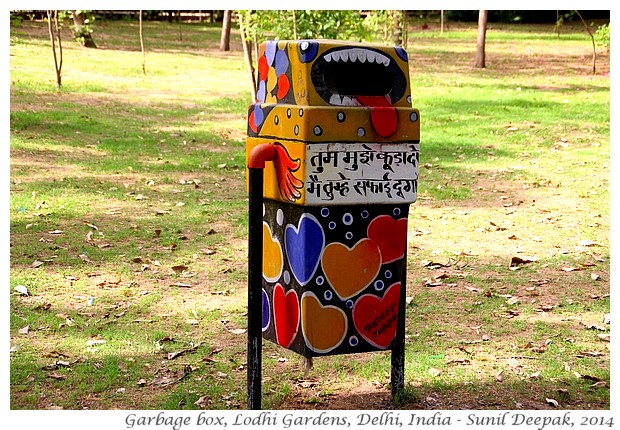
[10,17,609,410]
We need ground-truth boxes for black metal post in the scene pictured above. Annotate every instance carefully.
[247,167,264,410]
[391,235,408,400]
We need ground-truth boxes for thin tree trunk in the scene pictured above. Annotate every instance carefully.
[47,10,62,87]
[440,10,444,35]
[71,10,96,48]
[292,10,297,39]
[220,10,232,51]
[475,10,488,68]
[574,10,597,74]
[139,10,146,74]
[239,13,257,101]
[401,11,407,49]
[392,10,402,46]
[178,10,182,41]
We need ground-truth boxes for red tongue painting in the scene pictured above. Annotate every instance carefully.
[356,95,399,138]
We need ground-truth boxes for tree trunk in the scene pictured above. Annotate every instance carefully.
[401,11,407,49]
[440,10,444,35]
[47,10,63,87]
[475,10,488,68]
[220,10,232,51]
[139,10,146,74]
[71,11,96,48]
[574,10,597,74]
[238,13,257,101]
[178,10,183,42]
[391,10,402,46]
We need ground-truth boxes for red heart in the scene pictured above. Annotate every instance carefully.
[273,283,299,348]
[353,283,400,349]
[367,215,408,264]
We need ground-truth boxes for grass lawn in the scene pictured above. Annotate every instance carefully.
[9,17,610,410]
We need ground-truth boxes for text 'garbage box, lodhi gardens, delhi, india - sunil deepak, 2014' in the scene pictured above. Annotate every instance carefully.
[245,39,420,409]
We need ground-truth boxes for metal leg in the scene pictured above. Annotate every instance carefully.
[391,238,407,400]
[247,167,263,410]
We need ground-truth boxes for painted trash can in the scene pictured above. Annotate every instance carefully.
[246,39,419,359]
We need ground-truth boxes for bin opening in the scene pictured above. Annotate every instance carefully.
[324,62,392,97]
[311,47,406,107]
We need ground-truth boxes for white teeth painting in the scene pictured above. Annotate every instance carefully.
[324,48,389,66]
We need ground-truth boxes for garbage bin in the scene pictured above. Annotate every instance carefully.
[246,39,419,406]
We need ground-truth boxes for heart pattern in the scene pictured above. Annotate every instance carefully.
[273,284,299,348]
[321,238,382,300]
[261,202,411,357]
[301,292,347,353]
[285,214,324,285]
[262,222,283,282]
[353,283,400,349]
[367,215,408,264]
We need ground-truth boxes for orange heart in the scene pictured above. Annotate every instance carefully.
[301,292,347,354]
[262,222,283,282]
[321,239,382,300]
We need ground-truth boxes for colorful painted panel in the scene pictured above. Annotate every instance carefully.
[247,40,418,358]
[259,201,408,357]
[254,40,412,108]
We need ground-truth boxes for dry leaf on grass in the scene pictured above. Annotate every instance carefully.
[578,240,601,247]
[509,255,538,268]
[506,296,521,305]
[14,285,29,296]
[428,368,442,377]
[170,282,192,288]
[46,372,66,380]
[545,398,559,407]
[195,396,210,408]
[597,333,610,342]
[494,370,504,382]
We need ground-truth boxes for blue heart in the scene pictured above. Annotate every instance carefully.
[285,214,324,286]
[261,288,270,331]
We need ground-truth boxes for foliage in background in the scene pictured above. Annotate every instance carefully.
[364,11,408,47]
[238,10,371,44]
[594,24,610,51]
[445,10,607,23]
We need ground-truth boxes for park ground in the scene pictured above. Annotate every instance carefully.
[9,17,611,410]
